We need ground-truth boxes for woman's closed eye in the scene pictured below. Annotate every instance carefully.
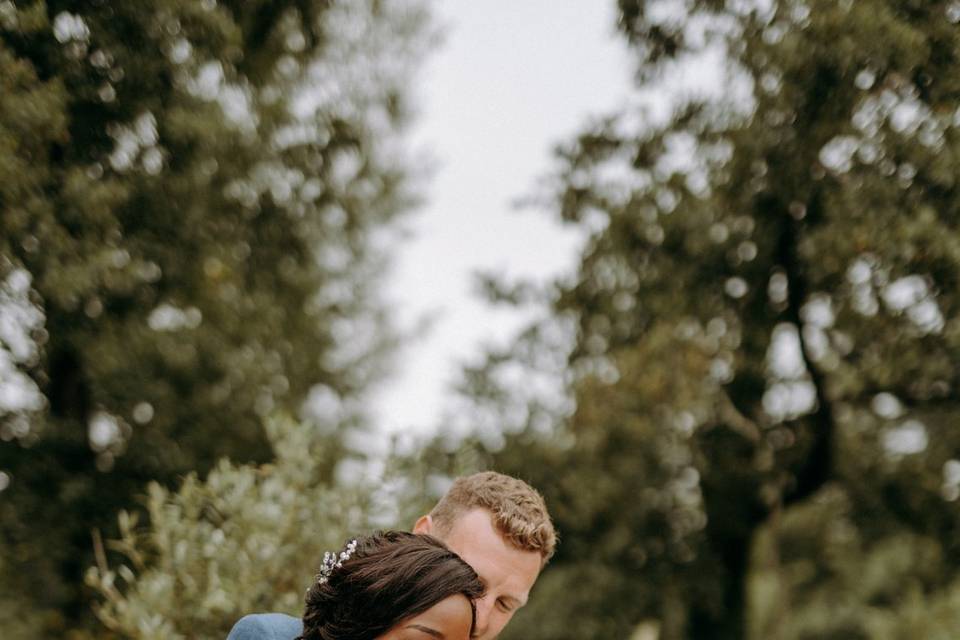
[403,624,444,639]
[495,598,514,613]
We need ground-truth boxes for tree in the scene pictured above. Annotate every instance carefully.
[455,1,960,638]
[0,0,430,633]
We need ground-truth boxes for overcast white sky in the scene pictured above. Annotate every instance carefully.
[370,1,633,436]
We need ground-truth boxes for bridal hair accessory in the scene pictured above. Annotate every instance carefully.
[316,539,358,585]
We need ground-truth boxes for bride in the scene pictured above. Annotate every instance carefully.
[228,530,485,640]
[301,530,484,639]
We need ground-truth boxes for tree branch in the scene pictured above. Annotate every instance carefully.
[775,189,836,506]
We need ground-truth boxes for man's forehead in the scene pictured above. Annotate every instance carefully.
[441,509,541,597]
[442,509,517,556]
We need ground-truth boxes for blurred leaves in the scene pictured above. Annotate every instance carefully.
[85,416,377,640]
[0,0,431,634]
[454,1,960,639]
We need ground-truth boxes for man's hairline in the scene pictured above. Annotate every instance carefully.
[429,506,547,567]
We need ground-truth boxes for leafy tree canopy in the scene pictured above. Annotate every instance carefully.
[0,0,430,633]
[451,1,960,638]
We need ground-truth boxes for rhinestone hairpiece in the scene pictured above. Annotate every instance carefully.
[316,539,358,585]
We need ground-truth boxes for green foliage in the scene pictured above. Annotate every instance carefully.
[81,415,477,640]
[85,416,381,640]
[749,489,960,640]
[456,1,960,638]
[0,0,431,633]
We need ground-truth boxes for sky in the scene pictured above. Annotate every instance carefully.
[369,1,634,437]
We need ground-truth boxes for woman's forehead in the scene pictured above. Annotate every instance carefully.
[394,595,473,640]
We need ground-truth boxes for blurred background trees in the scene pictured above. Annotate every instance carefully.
[452,1,960,639]
[0,0,430,635]
[3,0,960,639]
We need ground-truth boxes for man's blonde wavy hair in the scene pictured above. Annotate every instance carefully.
[429,471,557,565]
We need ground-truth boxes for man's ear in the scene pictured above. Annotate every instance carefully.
[412,514,433,535]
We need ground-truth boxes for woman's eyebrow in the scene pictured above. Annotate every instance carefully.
[405,624,444,639]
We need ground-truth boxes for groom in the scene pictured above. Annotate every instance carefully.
[227,471,556,640]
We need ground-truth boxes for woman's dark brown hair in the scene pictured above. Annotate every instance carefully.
[297,531,485,640]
